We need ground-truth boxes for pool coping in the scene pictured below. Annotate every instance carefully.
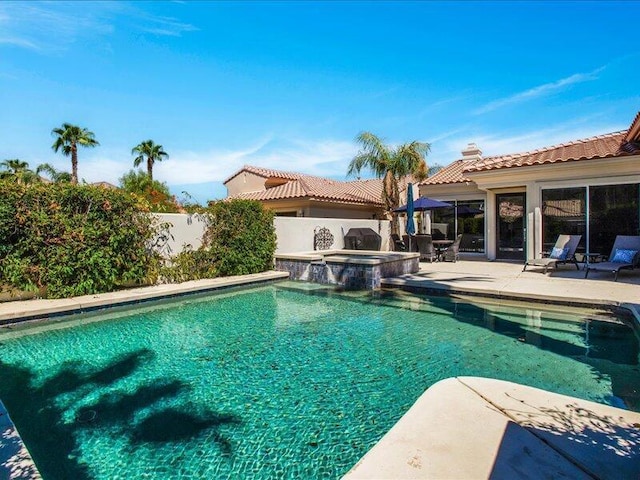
[343,376,640,479]
[380,275,640,329]
[0,271,289,326]
[0,401,42,479]
[274,249,420,265]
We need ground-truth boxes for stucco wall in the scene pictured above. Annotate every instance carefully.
[153,213,208,257]
[274,217,391,253]
[225,171,267,196]
[152,213,391,256]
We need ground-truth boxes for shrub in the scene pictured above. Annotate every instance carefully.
[204,199,276,276]
[162,200,276,280]
[0,182,162,298]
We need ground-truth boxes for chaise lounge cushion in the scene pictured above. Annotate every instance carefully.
[611,249,638,264]
[549,247,570,260]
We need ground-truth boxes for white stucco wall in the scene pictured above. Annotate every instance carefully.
[152,213,391,257]
[153,213,208,257]
[274,217,391,253]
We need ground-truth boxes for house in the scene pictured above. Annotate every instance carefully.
[420,111,640,261]
[224,165,416,219]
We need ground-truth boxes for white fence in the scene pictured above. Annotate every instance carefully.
[152,213,391,256]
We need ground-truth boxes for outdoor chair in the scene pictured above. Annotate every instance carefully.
[415,234,437,262]
[584,235,640,281]
[522,234,581,273]
[439,234,462,262]
[391,233,406,251]
[402,235,418,252]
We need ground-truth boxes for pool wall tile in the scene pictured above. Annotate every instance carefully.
[275,255,418,289]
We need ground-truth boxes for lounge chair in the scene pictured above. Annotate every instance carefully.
[522,234,581,273]
[439,234,462,262]
[391,234,406,251]
[584,235,640,281]
[415,234,437,262]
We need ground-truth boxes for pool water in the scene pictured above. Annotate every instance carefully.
[0,282,638,479]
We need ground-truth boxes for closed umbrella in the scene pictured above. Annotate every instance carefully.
[405,183,416,251]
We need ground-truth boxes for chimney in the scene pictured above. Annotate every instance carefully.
[461,143,482,161]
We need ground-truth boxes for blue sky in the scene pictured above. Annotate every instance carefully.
[1,1,638,204]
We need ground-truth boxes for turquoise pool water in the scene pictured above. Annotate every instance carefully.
[0,282,638,479]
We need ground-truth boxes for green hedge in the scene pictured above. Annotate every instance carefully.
[0,182,161,298]
[162,200,276,281]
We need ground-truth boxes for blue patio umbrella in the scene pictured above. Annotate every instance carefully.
[405,183,416,251]
[395,196,452,211]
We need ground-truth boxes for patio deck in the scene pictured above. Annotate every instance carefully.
[382,258,640,320]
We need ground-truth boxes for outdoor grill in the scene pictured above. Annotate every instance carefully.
[343,228,381,251]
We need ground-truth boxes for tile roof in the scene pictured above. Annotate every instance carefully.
[420,160,473,185]
[223,165,303,184]
[225,165,418,206]
[465,131,635,172]
[423,112,640,182]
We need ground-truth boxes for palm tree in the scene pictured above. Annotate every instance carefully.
[36,163,72,183]
[131,140,169,182]
[347,132,430,234]
[51,123,99,184]
[0,159,38,184]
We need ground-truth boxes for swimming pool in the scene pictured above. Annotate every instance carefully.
[0,282,638,479]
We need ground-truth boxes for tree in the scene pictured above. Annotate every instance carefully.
[36,163,72,183]
[347,132,430,233]
[51,123,99,184]
[119,169,179,213]
[131,140,168,182]
[0,159,38,184]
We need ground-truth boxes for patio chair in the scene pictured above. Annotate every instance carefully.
[415,234,437,262]
[391,233,406,251]
[584,235,640,281]
[439,234,463,262]
[402,235,418,252]
[522,234,581,273]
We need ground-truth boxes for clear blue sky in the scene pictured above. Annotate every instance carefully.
[1,1,638,203]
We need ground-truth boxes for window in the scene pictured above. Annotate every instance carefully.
[542,183,640,255]
[589,184,639,255]
[542,188,586,253]
[431,199,485,253]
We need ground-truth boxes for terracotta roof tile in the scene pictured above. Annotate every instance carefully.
[420,160,474,185]
[464,131,635,172]
[225,165,425,206]
[223,165,303,184]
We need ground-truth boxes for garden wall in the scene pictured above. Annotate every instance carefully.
[153,214,391,255]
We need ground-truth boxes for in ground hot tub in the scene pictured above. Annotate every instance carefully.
[274,250,420,289]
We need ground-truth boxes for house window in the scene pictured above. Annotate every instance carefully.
[589,184,640,255]
[541,188,586,253]
[542,183,640,255]
[430,199,485,253]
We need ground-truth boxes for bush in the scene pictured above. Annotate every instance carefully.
[162,200,276,280]
[0,182,162,298]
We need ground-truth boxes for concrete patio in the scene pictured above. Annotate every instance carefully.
[383,258,640,316]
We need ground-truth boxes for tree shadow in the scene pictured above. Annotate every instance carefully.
[0,348,242,479]
[490,399,640,479]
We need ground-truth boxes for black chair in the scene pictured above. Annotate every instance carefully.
[402,235,418,252]
[391,233,406,251]
[439,234,463,262]
[415,235,437,262]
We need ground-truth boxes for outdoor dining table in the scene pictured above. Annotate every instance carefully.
[432,239,454,256]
